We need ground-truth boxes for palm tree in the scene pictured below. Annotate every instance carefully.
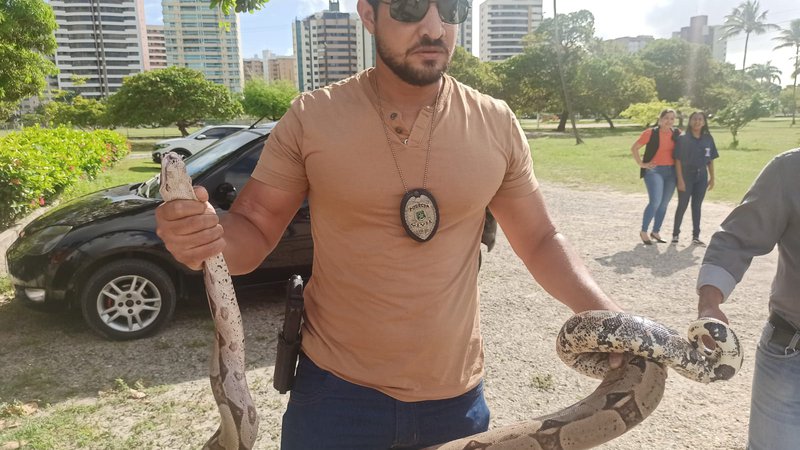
[746,61,782,85]
[720,0,779,70]
[774,18,800,125]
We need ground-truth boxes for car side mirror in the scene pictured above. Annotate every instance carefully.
[213,182,237,209]
[196,134,207,140]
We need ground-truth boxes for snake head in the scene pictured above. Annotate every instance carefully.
[159,152,196,201]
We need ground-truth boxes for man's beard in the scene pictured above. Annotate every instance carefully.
[375,35,450,86]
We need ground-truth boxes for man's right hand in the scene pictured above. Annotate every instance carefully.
[155,186,226,271]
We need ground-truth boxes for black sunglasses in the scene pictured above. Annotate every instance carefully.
[379,0,471,25]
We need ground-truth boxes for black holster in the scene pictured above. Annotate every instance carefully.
[273,275,304,394]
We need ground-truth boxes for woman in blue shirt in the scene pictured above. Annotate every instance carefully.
[672,111,718,246]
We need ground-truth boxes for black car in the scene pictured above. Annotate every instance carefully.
[6,123,313,340]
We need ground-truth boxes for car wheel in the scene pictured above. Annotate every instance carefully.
[80,259,177,340]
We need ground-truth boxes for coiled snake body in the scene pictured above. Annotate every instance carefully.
[430,311,743,449]
[161,153,742,450]
[160,153,258,450]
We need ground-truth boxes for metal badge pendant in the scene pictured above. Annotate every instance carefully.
[401,189,439,242]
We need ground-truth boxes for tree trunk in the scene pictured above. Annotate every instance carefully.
[552,0,582,144]
[177,123,189,137]
[602,113,615,129]
[742,33,750,70]
[557,112,568,132]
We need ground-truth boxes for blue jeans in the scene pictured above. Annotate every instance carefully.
[281,355,491,449]
[673,166,708,239]
[641,165,676,233]
[748,323,800,449]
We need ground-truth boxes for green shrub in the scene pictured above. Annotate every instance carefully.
[0,126,129,228]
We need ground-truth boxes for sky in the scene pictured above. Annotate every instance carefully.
[143,0,800,86]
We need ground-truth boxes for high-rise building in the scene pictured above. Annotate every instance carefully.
[162,0,244,92]
[479,0,543,62]
[672,15,727,62]
[292,0,375,92]
[609,35,655,54]
[49,0,146,98]
[456,4,473,53]
[242,57,265,82]
[263,50,299,88]
[146,25,167,70]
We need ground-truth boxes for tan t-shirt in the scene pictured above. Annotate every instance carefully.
[252,69,538,401]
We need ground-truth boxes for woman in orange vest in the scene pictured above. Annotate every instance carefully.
[629,109,680,245]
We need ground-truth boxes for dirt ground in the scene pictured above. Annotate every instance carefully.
[0,182,774,449]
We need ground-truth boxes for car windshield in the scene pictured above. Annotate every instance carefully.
[138,129,265,199]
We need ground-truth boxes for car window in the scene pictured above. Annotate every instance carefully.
[140,129,265,199]
[203,128,236,139]
[222,141,264,191]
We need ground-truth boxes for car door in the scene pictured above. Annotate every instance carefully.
[199,136,312,278]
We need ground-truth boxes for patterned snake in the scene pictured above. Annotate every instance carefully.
[429,311,743,449]
[160,153,258,450]
[161,153,742,449]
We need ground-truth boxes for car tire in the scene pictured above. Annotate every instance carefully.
[80,259,177,341]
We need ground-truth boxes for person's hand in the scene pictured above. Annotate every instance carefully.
[639,161,654,169]
[697,285,728,349]
[707,178,715,191]
[677,181,686,192]
[155,186,225,271]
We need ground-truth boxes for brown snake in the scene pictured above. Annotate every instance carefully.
[160,153,258,450]
[161,153,742,449]
[429,311,743,449]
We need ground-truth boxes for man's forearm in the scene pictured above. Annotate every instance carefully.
[219,211,273,275]
[522,232,621,313]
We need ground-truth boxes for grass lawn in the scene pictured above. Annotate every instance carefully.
[60,155,160,202]
[526,118,800,204]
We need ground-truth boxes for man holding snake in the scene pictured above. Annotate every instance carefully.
[156,0,622,447]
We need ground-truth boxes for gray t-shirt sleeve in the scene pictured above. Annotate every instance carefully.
[697,156,788,300]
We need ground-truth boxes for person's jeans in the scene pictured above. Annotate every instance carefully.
[281,354,491,449]
[641,165,676,233]
[747,323,800,450]
[673,166,708,239]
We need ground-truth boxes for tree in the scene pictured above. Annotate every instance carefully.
[209,0,270,14]
[501,10,595,132]
[106,67,242,136]
[240,79,298,121]
[720,0,779,70]
[620,101,679,128]
[714,93,775,147]
[637,39,715,105]
[746,61,782,85]
[773,18,800,125]
[574,44,657,128]
[0,0,58,119]
[45,92,108,129]
[447,47,501,96]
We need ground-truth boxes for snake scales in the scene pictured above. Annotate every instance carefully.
[160,153,258,450]
[160,152,742,450]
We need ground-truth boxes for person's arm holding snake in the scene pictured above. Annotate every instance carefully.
[155,181,305,275]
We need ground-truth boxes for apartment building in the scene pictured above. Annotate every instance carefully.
[479,0,543,62]
[292,0,375,92]
[162,0,244,92]
[146,25,167,70]
[242,57,265,82]
[49,0,146,98]
[263,50,299,88]
[609,35,655,54]
[672,15,727,62]
[456,4,473,53]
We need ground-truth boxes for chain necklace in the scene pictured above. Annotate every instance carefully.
[374,74,443,242]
